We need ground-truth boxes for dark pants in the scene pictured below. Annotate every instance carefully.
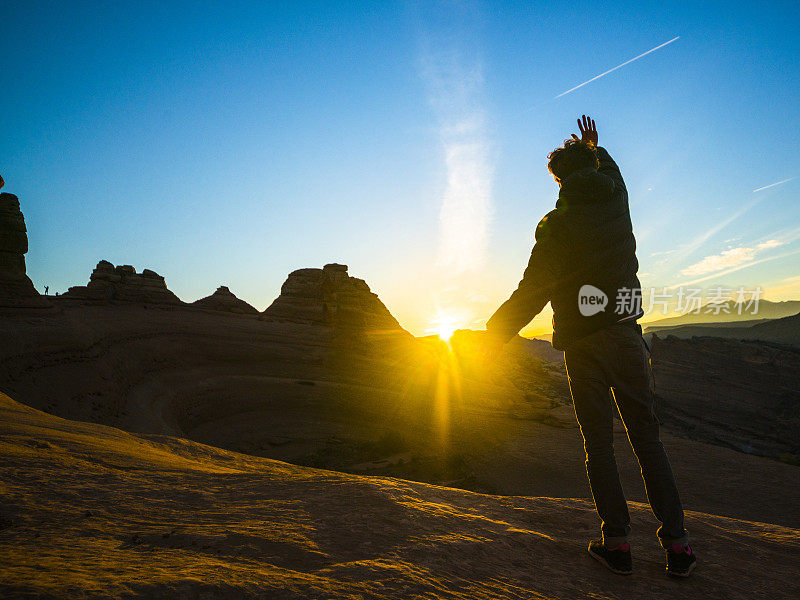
[564,322,687,549]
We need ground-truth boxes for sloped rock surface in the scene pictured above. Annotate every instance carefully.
[748,310,800,345]
[2,305,798,530]
[0,392,798,600]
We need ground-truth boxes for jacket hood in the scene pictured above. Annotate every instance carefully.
[556,168,615,208]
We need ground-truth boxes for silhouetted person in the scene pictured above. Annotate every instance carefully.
[481,116,695,577]
[44,285,49,295]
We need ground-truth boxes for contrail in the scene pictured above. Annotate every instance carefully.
[753,177,794,193]
[555,36,680,98]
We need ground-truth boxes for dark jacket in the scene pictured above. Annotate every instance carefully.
[486,146,643,350]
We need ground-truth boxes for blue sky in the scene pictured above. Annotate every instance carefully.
[2,1,799,336]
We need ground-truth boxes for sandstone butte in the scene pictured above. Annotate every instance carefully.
[192,286,259,315]
[0,192,51,308]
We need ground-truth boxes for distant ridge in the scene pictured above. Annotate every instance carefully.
[644,299,800,329]
[648,310,800,348]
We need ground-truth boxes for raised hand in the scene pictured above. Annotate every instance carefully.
[571,114,598,147]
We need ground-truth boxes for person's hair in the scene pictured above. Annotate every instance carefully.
[547,139,599,182]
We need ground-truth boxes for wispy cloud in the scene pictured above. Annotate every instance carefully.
[662,196,760,268]
[554,36,680,98]
[672,248,800,289]
[681,248,757,277]
[757,239,784,250]
[651,189,797,283]
[753,177,794,193]
[670,226,800,288]
[681,240,783,277]
[421,48,493,273]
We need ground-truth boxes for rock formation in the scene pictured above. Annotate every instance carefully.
[192,286,258,314]
[263,263,406,333]
[0,192,50,308]
[63,260,182,305]
[651,334,800,460]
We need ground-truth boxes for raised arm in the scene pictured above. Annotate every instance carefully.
[595,146,626,193]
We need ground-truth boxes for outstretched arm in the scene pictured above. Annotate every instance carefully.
[485,216,562,345]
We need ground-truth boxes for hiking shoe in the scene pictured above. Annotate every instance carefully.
[666,543,697,577]
[587,539,633,575]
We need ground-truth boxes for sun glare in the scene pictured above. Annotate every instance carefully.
[438,322,457,342]
[430,310,464,343]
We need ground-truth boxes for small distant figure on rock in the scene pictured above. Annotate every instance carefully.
[44,285,49,295]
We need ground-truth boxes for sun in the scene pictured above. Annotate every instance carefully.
[437,321,457,342]
[430,310,463,343]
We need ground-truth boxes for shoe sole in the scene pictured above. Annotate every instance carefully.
[667,559,697,578]
[588,547,633,575]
